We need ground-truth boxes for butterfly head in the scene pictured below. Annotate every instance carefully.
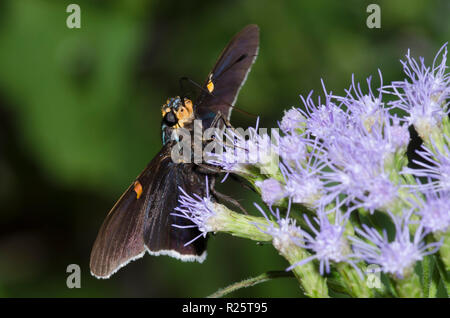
[161,96,195,144]
[161,96,194,129]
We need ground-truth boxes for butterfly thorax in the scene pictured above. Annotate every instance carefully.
[161,96,195,145]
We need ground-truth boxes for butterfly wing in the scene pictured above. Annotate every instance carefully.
[90,145,207,278]
[143,160,207,261]
[89,146,172,278]
[195,24,259,128]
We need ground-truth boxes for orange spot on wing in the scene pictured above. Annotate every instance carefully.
[207,79,214,93]
[133,181,143,199]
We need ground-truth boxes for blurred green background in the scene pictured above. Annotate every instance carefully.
[0,0,448,297]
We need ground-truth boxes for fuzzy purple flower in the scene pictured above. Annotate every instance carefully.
[206,118,280,176]
[255,178,286,206]
[279,107,305,133]
[253,203,303,254]
[409,186,450,233]
[287,209,357,276]
[333,72,385,132]
[402,136,450,192]
[299,90,350,142]
[349,212,442,278]
[278,133,307,162]
[280,153,326,206]
[385,44,449,138]
[361,174,398,212]
[386,116,411,151]
[172,184,215,246]
[320,131,399,212]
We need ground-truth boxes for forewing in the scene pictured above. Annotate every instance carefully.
[89,146,172,278]
[195,24,259,128]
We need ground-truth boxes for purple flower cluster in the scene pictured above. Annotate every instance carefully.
[278,76,410,212]
[175,44,449,283]
[259,44,448,276]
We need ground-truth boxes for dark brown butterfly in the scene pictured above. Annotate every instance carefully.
[90,25,259,278]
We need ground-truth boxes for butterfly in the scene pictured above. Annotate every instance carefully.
[90,24,259,278]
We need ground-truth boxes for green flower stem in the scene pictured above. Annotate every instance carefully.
[208,203,272,241]
[394,272,423,298]
[336,263,373,297]
[421,255,433,298]
[276,243,329,298]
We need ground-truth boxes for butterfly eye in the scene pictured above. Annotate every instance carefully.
[164,111,177,126]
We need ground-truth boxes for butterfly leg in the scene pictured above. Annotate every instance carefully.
[229,174,257,194]
[199,112,232,154]
[209,177,249,215]
[195,163,227,174]
[210,111,234,129]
